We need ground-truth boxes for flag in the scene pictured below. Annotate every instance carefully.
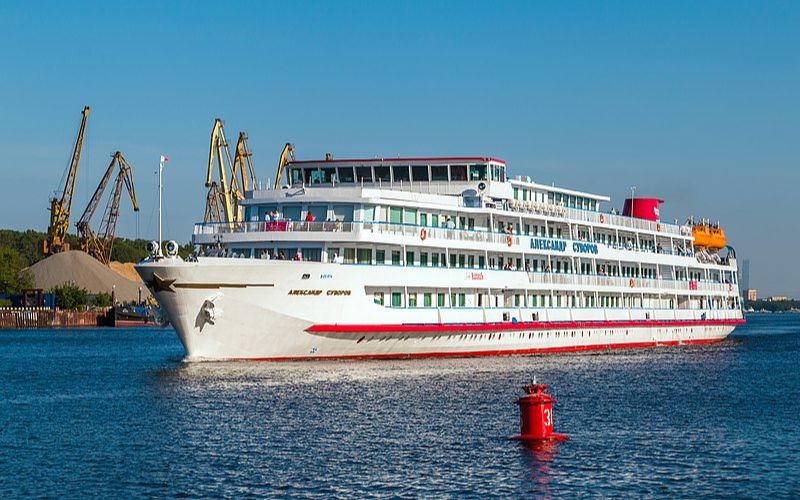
[160,155,169,164]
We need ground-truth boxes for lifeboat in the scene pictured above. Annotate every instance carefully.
[692,222,727,250]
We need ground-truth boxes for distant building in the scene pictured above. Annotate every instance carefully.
[746,289,758,301]
[740,259,750,295]
[766,295,789,302]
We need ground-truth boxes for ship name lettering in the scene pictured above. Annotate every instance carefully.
[326,290,352,296]
[288,289,323,296]
[572,242,599,254]
[529,238,567,252]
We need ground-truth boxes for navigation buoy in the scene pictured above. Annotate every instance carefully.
[512,380,568,441]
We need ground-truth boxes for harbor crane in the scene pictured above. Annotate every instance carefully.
[273,142,295,190]
[204,120,260,223]
[75,151,139,265]
[41,106,90,255]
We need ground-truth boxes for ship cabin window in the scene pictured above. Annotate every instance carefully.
[356,166,373,183]
[290,168,302,185]
[469,164,487,181]
[374,166,391,182]
[392,165,410,182]
[391,292,402,307]
[411,165,429,181]
[337,166,355,183]
[431,165,449,181]
[450,165,468,181]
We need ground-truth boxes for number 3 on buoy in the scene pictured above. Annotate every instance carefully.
[543,408,552,428]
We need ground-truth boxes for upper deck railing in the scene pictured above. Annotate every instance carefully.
[192,220,732,266]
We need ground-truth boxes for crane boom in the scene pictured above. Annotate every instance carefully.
[43,106,90,255]
[232,132,258,192]
[273,143,295,190]
[77,151,139,265]
[206,119,239,222]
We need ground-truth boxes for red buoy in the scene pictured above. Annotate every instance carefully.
[512,381,568,441]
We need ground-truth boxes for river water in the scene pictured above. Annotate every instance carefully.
[0,313,797,497]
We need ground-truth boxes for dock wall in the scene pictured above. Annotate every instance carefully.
[0,308,109,329]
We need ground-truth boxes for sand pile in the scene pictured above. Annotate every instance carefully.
[27,251,150,302]
[109,261,142,283]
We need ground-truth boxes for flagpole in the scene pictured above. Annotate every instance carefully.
[158,158,164,255]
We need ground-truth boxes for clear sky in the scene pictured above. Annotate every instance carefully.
[0,1,797,296]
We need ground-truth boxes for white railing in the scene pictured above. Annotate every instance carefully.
[527,272,734,293]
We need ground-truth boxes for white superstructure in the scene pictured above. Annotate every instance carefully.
[137,156,743,360]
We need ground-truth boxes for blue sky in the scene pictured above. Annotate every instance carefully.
[0,1,797,295]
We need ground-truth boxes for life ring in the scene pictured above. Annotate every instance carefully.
[599,214,605,223]
[656,223,661,232]
[420,228,427,241]
[728,283,733,292]
[629,278,635,288]
[506,235,513,247]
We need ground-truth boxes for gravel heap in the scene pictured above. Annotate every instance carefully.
[27,251,150,302]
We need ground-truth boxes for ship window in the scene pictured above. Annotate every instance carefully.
[374,166,391,182]
[420,253,428,266]
[391,292,402,307]
[411,165,429,181]
[403,209,417,225]
[392,165,410,182]
[450,165,467,181]
[420,213,428,226]
[290,168,302,185]
[513,188,519,200]
[431,165,448,181]
[356,166,373,183]
[337,166,354,183]
[302,248,322,262]
[408,293,417,307]
[478,256,485,269]
[327,248,339,263]
[343,248,356,264]
[375,249,385,264]
[431,214,439,227]
[469,164,487,181]
[322,168,336,183]
[374,292,384,305]
[389,207,402,224]
[458,293,466,307]
[437,293,446,307]
[357,248,372,264]
[282,204,302,221]
[431,253,439,266]
[391,251,401,265]
[406,251,414,266]
[424,293,432,307]
[332,204,354,222]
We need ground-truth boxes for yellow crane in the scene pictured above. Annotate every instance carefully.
[233,132,258,192]
[273,142,295,190]
[205,120,260,223]
[41,106,90,255]
[203,181,224,223]
[75,152,139,265]
[205,118,239,222]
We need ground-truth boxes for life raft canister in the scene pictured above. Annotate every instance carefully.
[420,228,427,241]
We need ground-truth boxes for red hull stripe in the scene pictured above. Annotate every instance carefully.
[305,318,745,334]
[230,337,724,362]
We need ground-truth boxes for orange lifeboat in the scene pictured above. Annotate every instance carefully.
[692,222,727,250]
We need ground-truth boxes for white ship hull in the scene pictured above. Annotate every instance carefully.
[136,257,743,361]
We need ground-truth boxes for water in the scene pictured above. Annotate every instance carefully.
[0,314,798,498]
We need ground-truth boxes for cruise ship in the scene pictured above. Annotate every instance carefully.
[136,156,744,360]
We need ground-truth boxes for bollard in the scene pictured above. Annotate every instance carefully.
[512,381,568,441]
